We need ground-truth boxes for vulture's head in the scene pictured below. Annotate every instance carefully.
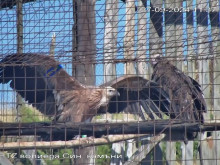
[105,86,120,98]
[99,86,120,107]
[151,54,161,65]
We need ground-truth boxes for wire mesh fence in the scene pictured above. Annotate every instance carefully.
[0,0,220,164]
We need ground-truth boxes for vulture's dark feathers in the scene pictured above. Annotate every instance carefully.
[151,56,207,123]
[99,75,172,120]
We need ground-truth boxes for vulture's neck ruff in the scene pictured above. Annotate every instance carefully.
[99,86,120,107]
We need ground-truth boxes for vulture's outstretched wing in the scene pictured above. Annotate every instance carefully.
[151,57,207,123]
[99,75,171,120]
[0,53,85,119]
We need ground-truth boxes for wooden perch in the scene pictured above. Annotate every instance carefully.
[0,120,220,141]
[0,134,150,150]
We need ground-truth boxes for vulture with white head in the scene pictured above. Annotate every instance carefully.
[0,53,171,122]
[151,55,207,123]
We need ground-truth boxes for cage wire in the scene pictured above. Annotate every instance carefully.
[0,0,220,165]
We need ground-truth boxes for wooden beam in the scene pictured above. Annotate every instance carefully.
[124,0,136,75]
[103,0,118,83]
[149,0,163,59]
[0,134,147,150]
[186,0,196,78]
[137,0,148,78]
[72,0,96,85]
[1,121,220,141]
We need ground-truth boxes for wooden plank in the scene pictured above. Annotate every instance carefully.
[166,141,176,165]
[0,134,145,150]
[104,0,118,82]
[149,0,163,74]
[72,0,96,85]
[126,139,137,159]
[198,132,220,165]
[181,141,193,165]
[111,141,125,165]
[149,0,163,55]
[174,0,184,70]
[137,0,148,78]
[164,0,176,59]
[186,0,196,78]
[124,0,136,75]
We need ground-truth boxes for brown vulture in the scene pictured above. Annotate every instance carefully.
[151,55,207,123]
[0,53,171,123]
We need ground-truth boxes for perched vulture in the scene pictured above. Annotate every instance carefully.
[0,53,172,123]
[151,56,207,123]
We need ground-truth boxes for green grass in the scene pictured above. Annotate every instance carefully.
[176,142,182,161]
[193,140,199,159]
[96,144,112,165]
[20,105,50,122]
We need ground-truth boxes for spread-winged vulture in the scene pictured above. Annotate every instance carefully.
[0,53,171,122]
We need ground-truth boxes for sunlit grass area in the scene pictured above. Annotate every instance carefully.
[0,104,50,123]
